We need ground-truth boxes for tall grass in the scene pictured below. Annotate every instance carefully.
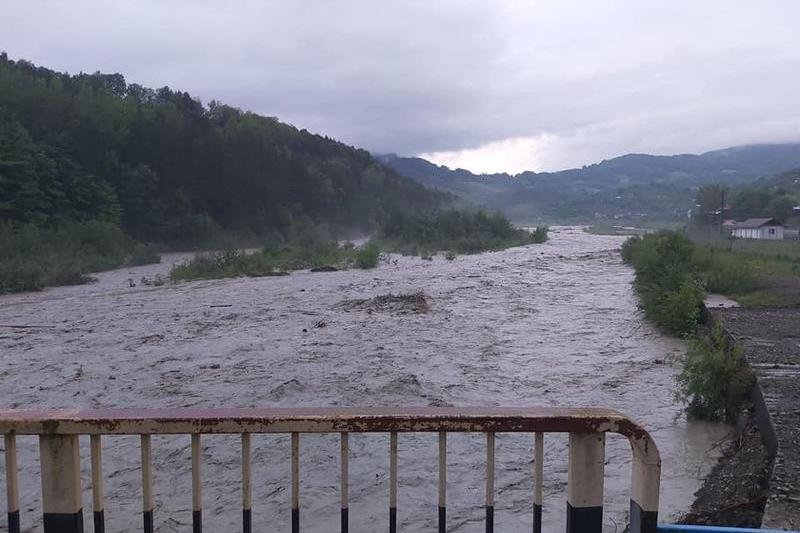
[0,221,161,293]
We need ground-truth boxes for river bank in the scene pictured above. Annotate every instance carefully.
[703,306,800,530]
[0,227,726,532]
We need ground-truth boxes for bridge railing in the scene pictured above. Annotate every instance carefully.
[0,407,661,533]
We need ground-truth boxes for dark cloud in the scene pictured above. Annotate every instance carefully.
[3,1,800,172]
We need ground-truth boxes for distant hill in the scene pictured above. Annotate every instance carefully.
[0,55,449,245]
[378,144,800,224]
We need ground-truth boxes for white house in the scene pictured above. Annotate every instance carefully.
[731,218,784,240]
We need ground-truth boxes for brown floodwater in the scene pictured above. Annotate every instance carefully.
[0,227,727,532]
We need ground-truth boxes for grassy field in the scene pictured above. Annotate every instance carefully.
[712,238,800,260]
[695,237,800,307]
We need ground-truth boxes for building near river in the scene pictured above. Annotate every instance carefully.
[731,218,784,240]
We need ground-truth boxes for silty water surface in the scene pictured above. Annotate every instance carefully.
[0,227,727,532]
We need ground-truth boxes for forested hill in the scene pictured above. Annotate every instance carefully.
[0,55,447,245]
[379,144,800,224]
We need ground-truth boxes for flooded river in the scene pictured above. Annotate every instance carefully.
[0,227,727,532]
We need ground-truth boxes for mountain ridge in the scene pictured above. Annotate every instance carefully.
[378,144,800,223]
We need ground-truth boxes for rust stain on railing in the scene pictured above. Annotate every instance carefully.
[0,407,661,533]
[0,406,651,436]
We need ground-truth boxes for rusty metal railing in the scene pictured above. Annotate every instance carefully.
[0,407,661,533]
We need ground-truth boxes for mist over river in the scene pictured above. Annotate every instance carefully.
[0,226,726,532]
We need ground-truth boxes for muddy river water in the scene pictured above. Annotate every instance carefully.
[0,227,727,532]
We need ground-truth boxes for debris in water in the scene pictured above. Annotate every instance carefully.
[140,275,166,287]
[337,292,430,314]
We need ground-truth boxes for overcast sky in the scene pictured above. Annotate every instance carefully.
[3,1,800,173]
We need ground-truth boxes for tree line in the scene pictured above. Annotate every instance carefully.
[0,54,448,246]
[693,173,800,227]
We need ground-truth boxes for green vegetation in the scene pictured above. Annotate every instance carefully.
[373,210,547,256]
[676,324,755,423]
[622,231,709,335]
[620,230,789,334]
[170,210,543,282]
[693,170,799,229]
[354,244,380,269]
[0,221,160,293]
[0,54,454,291]
[622,230,783,421]
[685,231,800,306]
[170,241,378,281]
[0,55,446,247]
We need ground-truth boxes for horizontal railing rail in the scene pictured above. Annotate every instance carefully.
[0,407,661,533]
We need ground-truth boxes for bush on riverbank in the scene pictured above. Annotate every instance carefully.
[373,210,547,256]
[622,231,759,335]
[0,221,161,293]
[170,241,377,281]
[676,324,755,422]
[624,230,759,422]
[622,231,704,335]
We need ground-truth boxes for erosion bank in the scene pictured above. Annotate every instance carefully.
[701,304,800,530]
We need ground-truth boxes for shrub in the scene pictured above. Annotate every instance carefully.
[530,226,549,243]
[0,220,135,293]
[657,278,705,336]
[623,231,704,335]
[354,244,379,269]
[676,324,755,422]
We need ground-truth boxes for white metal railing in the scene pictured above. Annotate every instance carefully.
[0,407,661,533]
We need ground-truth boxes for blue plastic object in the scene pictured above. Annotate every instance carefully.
[659,525,800,533]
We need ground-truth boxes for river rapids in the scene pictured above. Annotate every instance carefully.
[0,227,727,532]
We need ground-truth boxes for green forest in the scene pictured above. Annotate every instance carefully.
[0,54,447,246]
[1,55,551,292]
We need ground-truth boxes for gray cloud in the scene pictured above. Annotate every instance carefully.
[2,0,800,172]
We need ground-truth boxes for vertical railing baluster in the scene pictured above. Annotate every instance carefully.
[192,434,202,533]
[389,432,397,533]
[292,432,300,533]
[4,434,19,533]
[486,432,495,533]
[340,433,348,533]
[40,434,83,533]
[141,434,153,533]
[91,435,105,533]
[438,431,446,533]
[629,438,660,533]
[566,433,605,533]
[533,433,543,533]
[242,433,252,533]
